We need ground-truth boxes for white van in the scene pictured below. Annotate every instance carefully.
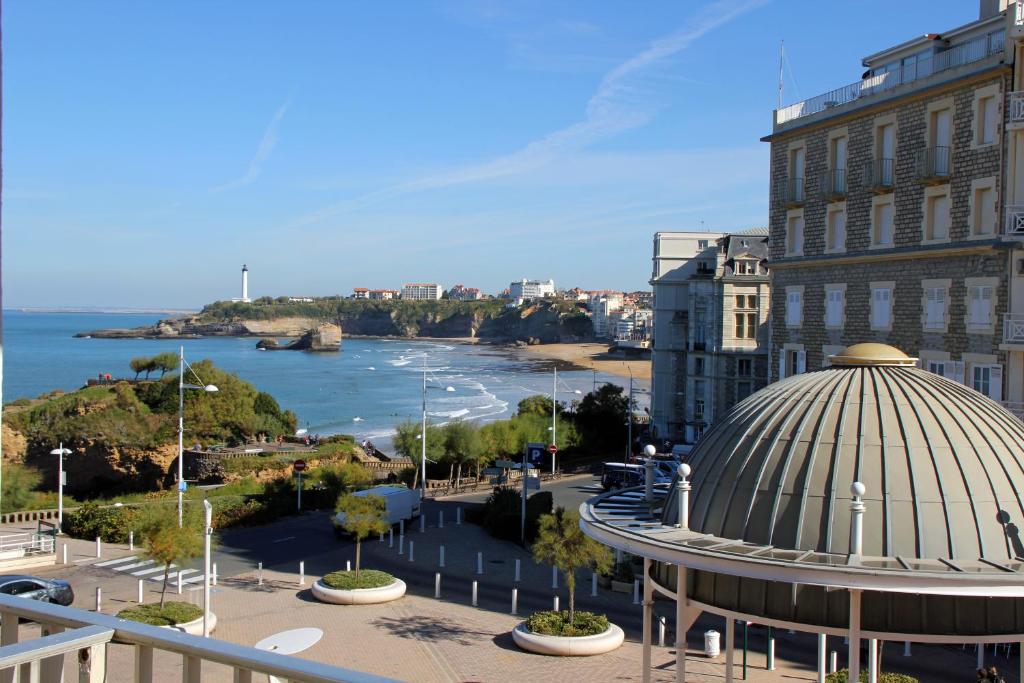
[332,486,421,537]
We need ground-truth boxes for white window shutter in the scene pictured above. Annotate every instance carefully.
[981,287,993,324]
[796,350,807,374]
[989,364,1003,402]
[951,360,966,384]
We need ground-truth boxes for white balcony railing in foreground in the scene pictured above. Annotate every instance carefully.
[0,593,398,683]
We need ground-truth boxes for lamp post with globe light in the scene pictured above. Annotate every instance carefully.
[177,346,218,527]
[49,443,72,533]
[550,368,582,475]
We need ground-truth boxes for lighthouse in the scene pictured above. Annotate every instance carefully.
[233,264,251,303]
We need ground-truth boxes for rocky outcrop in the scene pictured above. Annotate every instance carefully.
[20,439,179,496]
[256,323,341,352]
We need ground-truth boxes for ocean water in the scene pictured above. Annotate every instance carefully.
[2,311,647,451]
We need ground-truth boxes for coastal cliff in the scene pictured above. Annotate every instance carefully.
[77,298,594,344]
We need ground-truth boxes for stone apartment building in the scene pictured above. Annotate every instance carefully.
[766,3,1024,415]
[649,230,771,444]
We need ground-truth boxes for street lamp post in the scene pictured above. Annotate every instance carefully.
[419,359,454,496]
[625,368,634,465]
[178,346,218,528]
[49,443,72,533]
[551,368,557,476]
[202,498,213,638]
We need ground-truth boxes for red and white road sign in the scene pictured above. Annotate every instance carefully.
[548,444,558,454]
[293,459,307,472]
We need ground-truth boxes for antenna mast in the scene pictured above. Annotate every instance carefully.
[778,40,784,109]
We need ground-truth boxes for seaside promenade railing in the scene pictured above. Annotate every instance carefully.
[0,593,398,683]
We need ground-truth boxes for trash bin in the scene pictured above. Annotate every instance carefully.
[703,630,720,658]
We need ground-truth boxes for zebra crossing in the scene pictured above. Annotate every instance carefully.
[93,555,207,585]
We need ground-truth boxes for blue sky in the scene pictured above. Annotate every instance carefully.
[4,0,978,308]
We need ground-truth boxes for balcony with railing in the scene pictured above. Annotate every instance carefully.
[1004,314,1024,344]
[782,176,805,206]
[1009,91,1024,127]
[1005,205,1024,236]
[775,30,1005,126]
[0,593,394,683]
[863,158,895,192]
[915,146,951,183]
[818,168,847,200]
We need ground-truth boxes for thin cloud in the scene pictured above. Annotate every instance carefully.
[212,99,291,193]
[286,0,766,230]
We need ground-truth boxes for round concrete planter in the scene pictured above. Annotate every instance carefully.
[311,577,406,605]
[162,612,216,636]
[512,622,624,656]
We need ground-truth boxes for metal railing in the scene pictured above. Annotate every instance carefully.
[782,176,805,205]
[776,31,1005,125]
[0,533,54,557]
[1005,205,1024,235]
[1005,314,1024,344]
[0,593,397,683]
[916,146,951,181]
[819,168,847,199]
[1011,92,1024,124]
[864,158,894,191]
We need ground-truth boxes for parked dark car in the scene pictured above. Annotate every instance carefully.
[600,463,645,491]
[0,575,74,606]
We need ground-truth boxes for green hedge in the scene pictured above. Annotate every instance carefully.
[321,569,395,590]
[825,669,919,683]
[63,502,137,543]
[525,610,608,637]
[116,602,202,626]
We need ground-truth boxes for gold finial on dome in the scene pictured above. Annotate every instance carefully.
[828,343,918,367]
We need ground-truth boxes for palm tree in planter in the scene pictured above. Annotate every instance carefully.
[532,506,613,628]
[336,493,390,579]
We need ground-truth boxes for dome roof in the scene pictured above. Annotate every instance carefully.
[661,344,1024,563]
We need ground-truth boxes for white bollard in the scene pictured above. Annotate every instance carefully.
[829,651,838,673]
[398,535,404,556]
[409,541,415,562]
[212,563,218,586]
[95,587,101,613]
[511,588,518,615]
[62,544,68,565]
[420,515,425,533]
[299,561,305,586]
[551,566,558,589]
[389,528,394,548]
[137,579,144,604]
[439,511,444,529]
[400,519,404,535]
[472,581,478,607]
[435,572,442,599]
[258,562,263,586]
[659,616,666,647]
[553,595,559,612]
[476,552,483,575]
[591,572,598,597]
[95,536,101,558]
[903,641,911,657]
[129,531,134,551]
[439,545,445,568]
[346,560,351,572]
[177,571,182,595]
[514,559,521,582]
[633,579,640,605]
[456,507,462,525]
[379,531,384,543]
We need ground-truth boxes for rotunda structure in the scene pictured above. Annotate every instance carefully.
[580,343,1024,682]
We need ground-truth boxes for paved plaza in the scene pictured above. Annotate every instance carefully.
[0,501,1018,681]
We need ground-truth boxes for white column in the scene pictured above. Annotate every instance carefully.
[817,634,826,683]
[725,618,735,683]
[848,590,862,682]
[642,558,653,683]
[676,565,686,683]
[868,638,877,683]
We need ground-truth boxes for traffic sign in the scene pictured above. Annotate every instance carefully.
[483,467,503,477]
[525,476,541,491]
[495,460,518,469]
[526,442,546,466]
[548,444,558,454]
[178,480,187,493]
[293,459,307,472]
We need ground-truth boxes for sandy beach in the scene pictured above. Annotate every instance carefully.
[517,343,651,384]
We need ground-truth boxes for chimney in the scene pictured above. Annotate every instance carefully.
[979,0,1010,19]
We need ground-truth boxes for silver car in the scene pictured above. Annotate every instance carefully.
[0,575,74,606]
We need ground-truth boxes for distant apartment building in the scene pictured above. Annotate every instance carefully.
[352,288,369,299]
[649,230,770,443]
[369,289,399,300]
[401,283,443,300]
[623,290,654,309]
[288,296,314,303]
[766,3,1022,416]
[589,292,623,339]
[509,279,555,301]
[448,284,483,300]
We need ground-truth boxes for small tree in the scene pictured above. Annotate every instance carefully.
[336,493,389,579]
[129,356,150,381]
[533,506,613,623]
[151,352,180,378]
[137,505,204,608]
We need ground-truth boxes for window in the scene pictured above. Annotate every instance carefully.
[970,178,997,236]
[974,85,999,147]
[930,106,952,149]
[825,287,845,329]
[780,349,806,379]
[971,363,1003,401]
[785,288,803,327]
[828,133,848,194]
[697,239,709,250]
[924,189,951,242]
[693,357,704,376]
[923,286,947,330]
[926,101,953,177]
[694,380,706,419]
[738,359,752,376]
[927,360,947,376]
[872,197,894,246]
[968,285,994,329]
[736,260,756,274]
[826,205,846,252]
[870,284,893,330]
[736,381,752,402]
[734,313,757,339]
[874,121,895,186]
[786,213,804,255]
[736,294,757,310]
[740,239,750,248]
[790,146,805,185]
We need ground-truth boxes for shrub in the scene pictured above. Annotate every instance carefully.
[116,601,202,626]
[482,487,552,543]
[211,497,271,528]
[525,610,608,637]
[825,669,919,683]
[321,569,395,590]
[63,502,137,543]
[1,463,43,514]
